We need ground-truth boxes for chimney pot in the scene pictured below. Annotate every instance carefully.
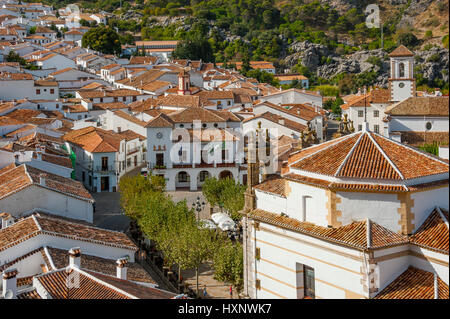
[434,273,439,299]
[69,247,81,268]
[116,257,128,280]
[2,268,18,299]
[1,212,14,229]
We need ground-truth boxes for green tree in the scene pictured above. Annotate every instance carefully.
[202,177,225,209]
[213,240,244,292]
[81,26,121,55]
[396,32,419,48]
[172,34,214,62]
[220,178,246,221]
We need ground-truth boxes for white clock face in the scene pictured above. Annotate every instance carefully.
[156,132,163,139]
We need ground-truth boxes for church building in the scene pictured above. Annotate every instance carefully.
[241,123,449,299]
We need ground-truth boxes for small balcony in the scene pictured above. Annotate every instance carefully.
[95,165,116,173]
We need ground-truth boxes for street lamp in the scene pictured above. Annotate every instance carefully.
[192,196,206,221]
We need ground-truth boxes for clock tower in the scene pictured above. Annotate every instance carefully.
[388,45,415,102]
[177,69,191,95]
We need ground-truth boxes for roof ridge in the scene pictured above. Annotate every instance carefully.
[335,131,365,177]
[436,207,449,230]
[289,132,359,168]
[376,131,449,166]
[75,267,138,299]
[43,246,57,270]
[367,132,405,179]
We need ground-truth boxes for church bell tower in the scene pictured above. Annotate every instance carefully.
[388,45,415,102]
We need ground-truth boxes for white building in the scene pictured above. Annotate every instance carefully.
[63,126,145,192]
[251,101,325,142]
[258,88,323,108]
[145,107,244,191]
[384,96,449,146]
[0,163,94,222]
[241,125,448,299]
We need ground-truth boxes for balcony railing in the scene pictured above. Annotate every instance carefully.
[95,165,116,173]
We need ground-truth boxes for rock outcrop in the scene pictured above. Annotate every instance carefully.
[283,41,449,87]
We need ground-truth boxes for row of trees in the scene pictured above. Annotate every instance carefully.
[201,177,246,222]
[119,175,244,296]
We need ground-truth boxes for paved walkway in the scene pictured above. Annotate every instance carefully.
[92,192,130,232]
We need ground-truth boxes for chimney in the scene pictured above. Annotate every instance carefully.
[39,173,46,186]
[116,257,128,280]
[69,247,81,268]
[434,273,439,299]
[2,268,18,299]
[1,213,14,229]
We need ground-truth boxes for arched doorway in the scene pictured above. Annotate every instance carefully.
[219,170,233,180]
[197,170,210,189]
[175,171,190,190]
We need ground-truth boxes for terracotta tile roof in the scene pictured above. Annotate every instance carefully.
[46,247,155,284]
[145,113,174,128]
[178,128,239,142]
[34,79,58,86]
[41,153,73,169]
[114,110,147,127]
[49,67,74,76]
[36,268,130,299]
[385,96,449,116]
[247,209,408,250]
[254,101,322,121]
[289,131,449,181]
[64,29,83,35]
[115,129,146,142]
[339,133,401,179]
[275,74,308,81]
[374,266,448,299]
[78,89,143,99]
[83,270,176,299]
[410,208,448,254]
[63,127,123,153]
[372,134,449,179]
[0,115,23,125]
[17,290,42,299]
[80,82,104,90]
[168,107,228,123]
[244,112,306,133]
[195,90,234,100]
[341,89,391,110]
[156,94,201,108]
[141,80,171,92]
[388,45,414,57]
[0,212,137,253]
[254,176,286,197]
[92,102,128,110]
[116,69,166,87]
[0,72,33,80]
[129,56,158,65]
[0,164,92,203]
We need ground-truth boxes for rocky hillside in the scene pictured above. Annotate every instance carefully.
[283,41,449,87]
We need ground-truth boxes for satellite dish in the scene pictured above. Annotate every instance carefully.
[4,289,14,299]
